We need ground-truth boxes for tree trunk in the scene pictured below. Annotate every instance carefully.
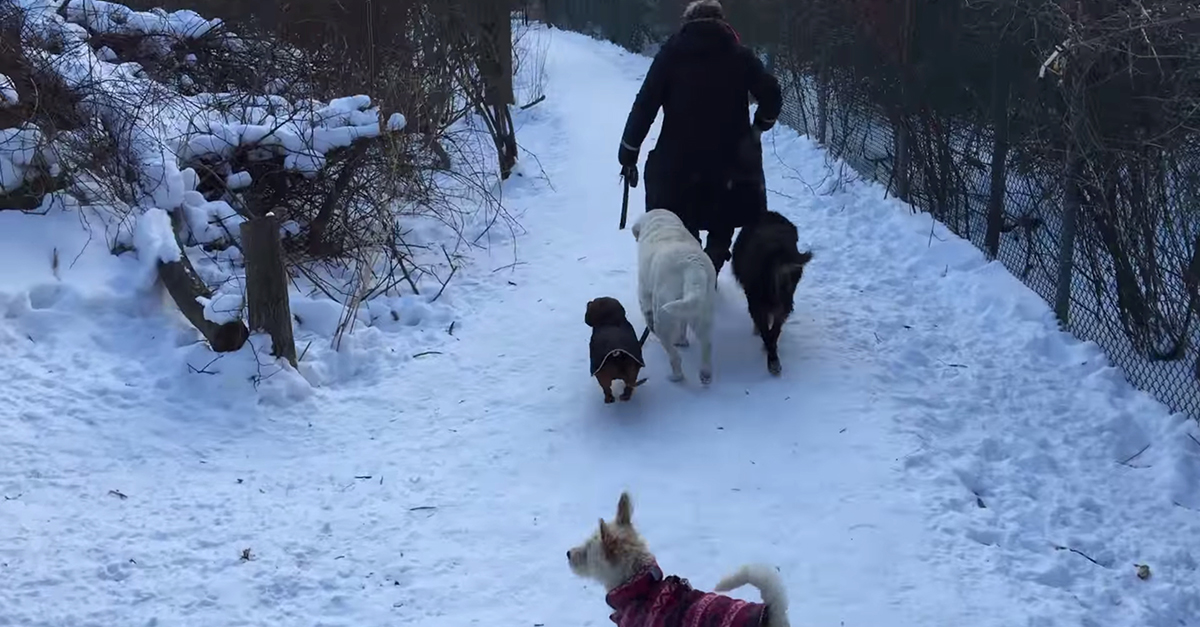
[240,211,298,367]
[160,213,249,353]
[474,0,518,179]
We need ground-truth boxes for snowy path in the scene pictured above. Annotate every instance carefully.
[2,27,1199,627]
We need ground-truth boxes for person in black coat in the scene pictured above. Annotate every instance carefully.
[617,0,783,278]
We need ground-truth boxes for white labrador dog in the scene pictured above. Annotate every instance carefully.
[631,209,717,384]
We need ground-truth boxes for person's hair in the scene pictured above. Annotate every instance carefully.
[682,0,724,21]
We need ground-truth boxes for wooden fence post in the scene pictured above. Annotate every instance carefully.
[240,211,298,367]
[816,59,830,146]
[892,0,916,203]
[984,57,1011,260]
[1055,73,1086,325]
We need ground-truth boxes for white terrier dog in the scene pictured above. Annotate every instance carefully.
[567,492,791,627]
[630,209,717,384]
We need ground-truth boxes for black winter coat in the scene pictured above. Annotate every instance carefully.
[620,19,783,233]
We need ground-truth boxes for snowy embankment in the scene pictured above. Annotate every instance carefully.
[0,0,504,405]
[1,18,1198,627]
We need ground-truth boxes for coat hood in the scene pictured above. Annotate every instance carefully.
[673,19,741,56]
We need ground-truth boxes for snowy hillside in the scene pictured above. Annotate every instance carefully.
[1,7,1199,627]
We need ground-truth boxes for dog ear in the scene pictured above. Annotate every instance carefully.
[797,250,814,265]
[599,519,618,558]
[615,492,633,527]
[584,300,596,327]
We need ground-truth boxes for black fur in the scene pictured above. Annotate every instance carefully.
[730,211,812,375]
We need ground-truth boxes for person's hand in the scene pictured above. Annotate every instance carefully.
[752,111,775,134]
[620,164,639,188]
[618,141,639,187]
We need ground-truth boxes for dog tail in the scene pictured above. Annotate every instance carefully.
[714,564,789,621]
[660,260,711,321]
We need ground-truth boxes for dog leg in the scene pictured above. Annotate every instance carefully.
[749,305,771,347]
[596,373,616,403]
[674,321,689,348]
[655,311,685,381]
[660,328,685,382]
[619,374,636,401]
[663,342,684,382]
[696,317,714,385]
[765,316,785,376]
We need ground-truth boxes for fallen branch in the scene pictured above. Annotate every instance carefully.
[161,214,249,353]
[1117,443,1151,467]
[430,245,457,303]
[1053,544,1105,567]
[519,94,546,110]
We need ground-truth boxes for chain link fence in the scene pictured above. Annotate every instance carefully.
[531,0,1200,421]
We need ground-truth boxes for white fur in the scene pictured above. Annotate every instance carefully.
[683,0,723,20]
[714,564,791,627]
[631,209,717,384]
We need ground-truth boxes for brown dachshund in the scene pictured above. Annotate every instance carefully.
[585,297,649,403]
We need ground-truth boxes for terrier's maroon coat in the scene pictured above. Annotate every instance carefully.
[606,563,767,627]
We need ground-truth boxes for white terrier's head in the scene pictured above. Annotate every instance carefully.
[566,492,655,590]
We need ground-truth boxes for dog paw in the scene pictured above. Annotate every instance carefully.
[668,371,685,383]
[604,395,616,404]
[699,370,712,385]
[767,358,782,376]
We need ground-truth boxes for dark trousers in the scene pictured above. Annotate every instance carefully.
[688,225,735,270]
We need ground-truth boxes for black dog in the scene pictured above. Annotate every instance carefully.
[731,211,813,376]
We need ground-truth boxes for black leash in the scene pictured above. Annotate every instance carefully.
[634,327,651,388]
[618,166,638,230]
[619,173,631,230]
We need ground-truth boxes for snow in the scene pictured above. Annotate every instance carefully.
[0,124,44,192]
[64,0,222,40]
[198,290,241,324]
[225,170,251,190]
[0,73,17,106]
[132,206,181,266]
[180,94,401,175]
[1,21,1198,627]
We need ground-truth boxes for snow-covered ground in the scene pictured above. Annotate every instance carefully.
[2,24,1199,627]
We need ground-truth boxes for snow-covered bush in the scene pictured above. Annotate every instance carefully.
[0,0,523,370]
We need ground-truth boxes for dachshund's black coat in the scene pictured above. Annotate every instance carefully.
[585,297,647,403]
